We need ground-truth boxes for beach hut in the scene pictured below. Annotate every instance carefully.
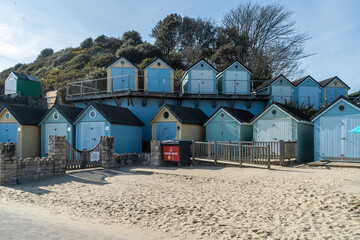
[255,75,294,104]
[292,76,323,108]
[4,72,41,97]
[106,57,139,92]
[181,59,218,94]
[318,76,350,106]
[0,104,47,158]
[74,103,144,153]
[150,104,208,141]
[143,58,174,93]
[38,104,83,157]
[217,61,252,95]
[311,96,360,162]
[251,102,314,162]
[204,106,254,141]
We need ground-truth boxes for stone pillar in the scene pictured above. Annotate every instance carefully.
[100,136,115,168]
[0,143,18,185]
[48,135,67,175]
[150,141,163,166]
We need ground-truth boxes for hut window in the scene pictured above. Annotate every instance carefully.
[53,112,59,120]
[334,81,338,85]
[5,112,10,120]
[220,113,225,118]
[338,105,345,111]
[235,65,238,69]
[200,63,204,67]
[89,110,96,118]
[177,126,180,130]
[280,79,283,83]
[157,62,161,66]
[272,110,277,115]
[120,61,125,65]
[163,111,169,119]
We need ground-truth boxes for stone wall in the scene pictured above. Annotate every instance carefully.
[150,141,164,166]
[0,95,47,109]
[0,136,67,185]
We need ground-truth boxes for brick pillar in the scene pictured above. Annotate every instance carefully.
[48,135,67,175]
[150,141,163,166]
[100,136,115,168]
[0,143,18,185]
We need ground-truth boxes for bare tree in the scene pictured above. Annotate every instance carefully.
[214,2,311,79]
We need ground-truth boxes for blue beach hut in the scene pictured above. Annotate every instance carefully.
[311,96,360,162]
[74,103,144,153]
[292,75,323,108]
[204,106,254,141]
[217,61,252,95]
[318,76,350,106]
[106,57,139,92]
[181,59,218,94]
[255,75,294,104]
[38,104,83,157]
[143,58,174,93]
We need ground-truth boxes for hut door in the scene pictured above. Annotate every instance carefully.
[192,70,213,94]
[111,68,133,92]
[0,123,17,143]
[258,119,291,141]
[79,122,105,150]
[343,116,360,160]
[227,71,247,94]
[156,122,176,140]
[320,117,342,159]
[45,123,67,155]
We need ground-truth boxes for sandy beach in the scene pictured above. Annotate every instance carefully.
[0,165,359,239]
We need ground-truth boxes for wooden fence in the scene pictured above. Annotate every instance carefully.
[192,140,297,168]
[65,141,102,170]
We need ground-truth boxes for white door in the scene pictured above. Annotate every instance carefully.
[320,117,342,159]
[272,86,293,103]
[226,71,248,94]
[344,116,360,160]
[258,119,292,141]
[191,70,214,94]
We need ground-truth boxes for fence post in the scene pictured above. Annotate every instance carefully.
[239,142,242,167]
[279,140,284,166]
[80,82,83,96]
[214,142,218,165]
[207,141,211,159]
[192,140,196,166]
[267,145,271,169]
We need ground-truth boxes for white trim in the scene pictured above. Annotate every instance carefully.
[5,112,10,120]
[311,98,360,122]
[186,60,218,75]
[53,112,59,120]
[251,104,300,123]
[220,61,252,75]
[299,120,314,125]
[204,108,249,126]
[294,76,322,89]
[89,110,96,119]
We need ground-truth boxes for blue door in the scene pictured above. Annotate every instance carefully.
[156,122,177,140]
[326,87,346,105]
[147,69,171,93]
[0,123,17,143]
[44,123,67,156]
[78,122,105,150]
[111,67,134,92]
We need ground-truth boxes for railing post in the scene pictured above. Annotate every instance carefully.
[267,145,271,169]
[66,84,69,97]
[80,81,83,96]
[207,141,211,159]
[214,142,218,165]
[192,140,196,165]
[95,79,98,96]
[279,140,285,166]
[239,142,242,167]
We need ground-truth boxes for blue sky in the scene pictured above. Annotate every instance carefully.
[0,0,359,92]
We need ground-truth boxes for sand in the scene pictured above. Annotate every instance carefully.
[0,165,359,239]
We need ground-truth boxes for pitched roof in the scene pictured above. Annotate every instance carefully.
[205,106,254,125]
[12,72,40,82]
[105,57,139,70]
[318,76,350,89]
[76,103,144,126]
[39,104,83,125]
[310,96,360,121]
[143,58,175,71]
[251,102,311,123]
[219,60,252,74]
[185,59,218,73]
[3,104,47,125]
[292,75,321,88]
[151,104,208,125]
[255,75,292,91]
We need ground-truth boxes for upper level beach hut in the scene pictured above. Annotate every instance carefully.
[150,104,208,141]
[292,76,323,108]
[106,57,139,92]
[74,103,144,153]
[318,76,350,106]
[311,96,360,162]
[251,102,314,162]
[5,72,41,97]
[143,58,174,93]
[38,104,82,157]
[204,106,254,141]
[217,61,252,95]
[181,59,218,94]
[255,75,294,104]
[0,104,46,158]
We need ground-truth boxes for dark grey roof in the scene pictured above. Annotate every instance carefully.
[318,76,350,89]
[152,104,208,125]
[219,60,252,74]
[12,72,40,82]
[185,59,218,73]
[255,75,292,91]
[80,103,144,126]
[206,106,254,124]
[292,75,321,88]
[251,102,311,123]
[4,104,47,125]
[39,104,83,125]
